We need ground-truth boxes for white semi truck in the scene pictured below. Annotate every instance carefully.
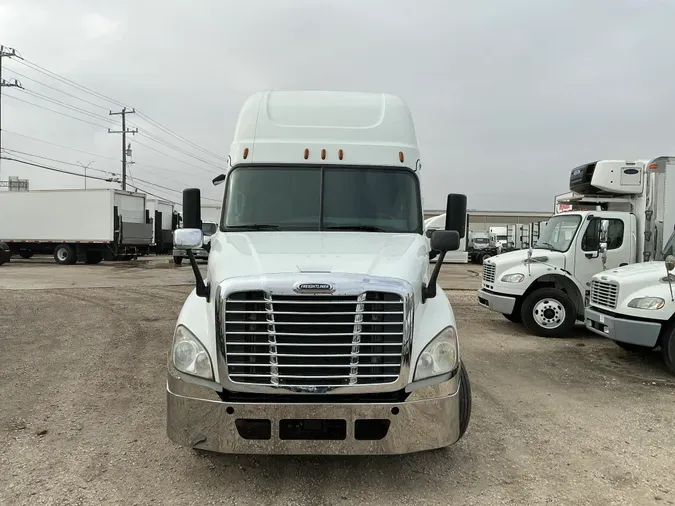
[477,157,674,337]
[0,189,152,265]
[166,90,472,455]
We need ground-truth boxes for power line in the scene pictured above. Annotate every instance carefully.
[14,56,225,164]
[2,148,117,175]
[13,57,129,109]
[133,138,220,175]
[5,67,111,112]
[136,129,224,169]
[2,130,119,161]
[21,88,117,125]
[3,93,111,129]
[133,111,227,162]
[1,155,119,182]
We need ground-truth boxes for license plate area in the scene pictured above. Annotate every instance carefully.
[279,419,347,440]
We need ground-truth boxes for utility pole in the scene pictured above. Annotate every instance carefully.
[108,107,137,190]
[0,45,22,180]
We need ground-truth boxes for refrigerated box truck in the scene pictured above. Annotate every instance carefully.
[0,189,153,265]
[146,198,177,254]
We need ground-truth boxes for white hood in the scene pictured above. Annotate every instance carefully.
[207,231,429,286]
[488,248,567,272]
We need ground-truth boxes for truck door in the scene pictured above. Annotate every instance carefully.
[573,213,635,289]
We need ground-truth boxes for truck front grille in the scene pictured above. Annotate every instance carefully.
[483,263,496,283]
[223,291,404,388]
[590,280,619,309]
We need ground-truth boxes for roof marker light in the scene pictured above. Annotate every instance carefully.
[243,148,249,159]
[338,149,344,160]
[649,163,659,169]
[321,149,326,160]
[399,151,405,163]
[304,148,309,160]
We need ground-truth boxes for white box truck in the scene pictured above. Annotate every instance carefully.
[584,158,675,373]
[478,157,674,337]
[166,90,472,455]
[146,198,177,254]
[424,213,468,264]
[0,188,152,265]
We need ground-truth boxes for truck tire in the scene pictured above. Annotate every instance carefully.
[18,251,33,259]
[173,255,183,265]
[457,362,472,441]
[521,287,576,338]
[481,253,492,263]
[660,323,675,374]
[54,244,76,265]
[85,251,103,265]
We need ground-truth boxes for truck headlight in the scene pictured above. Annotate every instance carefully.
[172,325,214,380]
[627,297,665,310]
[413,326,459,381]
[501,273,525,283]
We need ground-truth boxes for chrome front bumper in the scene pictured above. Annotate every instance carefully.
[585,307,662,348]
[166,368,462,455]
[477,288,517,315]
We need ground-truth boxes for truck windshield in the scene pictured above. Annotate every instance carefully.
[535,214,581,252]
[201,223,218,236]
[222,166,422,233]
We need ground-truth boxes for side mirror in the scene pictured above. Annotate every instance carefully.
[444,194,467,238]
[666,255,675,272]
[173,228,203,250]
[181,188,208,299]
[598,219,609,245]
[212,174,226,186]
[424,194,468,303]
[431,230,460,252]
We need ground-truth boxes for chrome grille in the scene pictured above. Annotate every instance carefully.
[223,291,404,388]
[590,280,619,309]
[483,263,496,283]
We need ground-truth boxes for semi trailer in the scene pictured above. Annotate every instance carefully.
[166,90,472,455]
[478,157,674,337]
[146,198,178,254]
[0,189,152,265]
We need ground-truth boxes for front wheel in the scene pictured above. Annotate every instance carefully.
[521,288,576,338]
[457,362,472,441]
[660,323,675,374]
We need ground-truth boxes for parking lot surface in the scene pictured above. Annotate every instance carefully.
[1,259,675,505]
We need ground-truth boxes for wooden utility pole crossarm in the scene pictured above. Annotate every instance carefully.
[108,107,138,190]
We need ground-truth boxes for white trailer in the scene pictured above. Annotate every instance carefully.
[478,157,674,337]
[200,204,221,223]
[146,198,177,254]
[0,189,153,265]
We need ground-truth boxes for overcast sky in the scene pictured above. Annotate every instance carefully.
[1,0,674,212]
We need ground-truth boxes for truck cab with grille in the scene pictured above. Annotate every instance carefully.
[585,234,675,374]
[478,157,674,338]
[166,90,472,455]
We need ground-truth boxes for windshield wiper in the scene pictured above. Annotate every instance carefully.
[325,225,386,232]
[226,224,280,230]
[535,242,556,250]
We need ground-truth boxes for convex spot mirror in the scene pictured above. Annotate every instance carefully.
[431,230,460,252]
[174,228,203,250]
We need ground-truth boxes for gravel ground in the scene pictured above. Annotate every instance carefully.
[1,260,675,505]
